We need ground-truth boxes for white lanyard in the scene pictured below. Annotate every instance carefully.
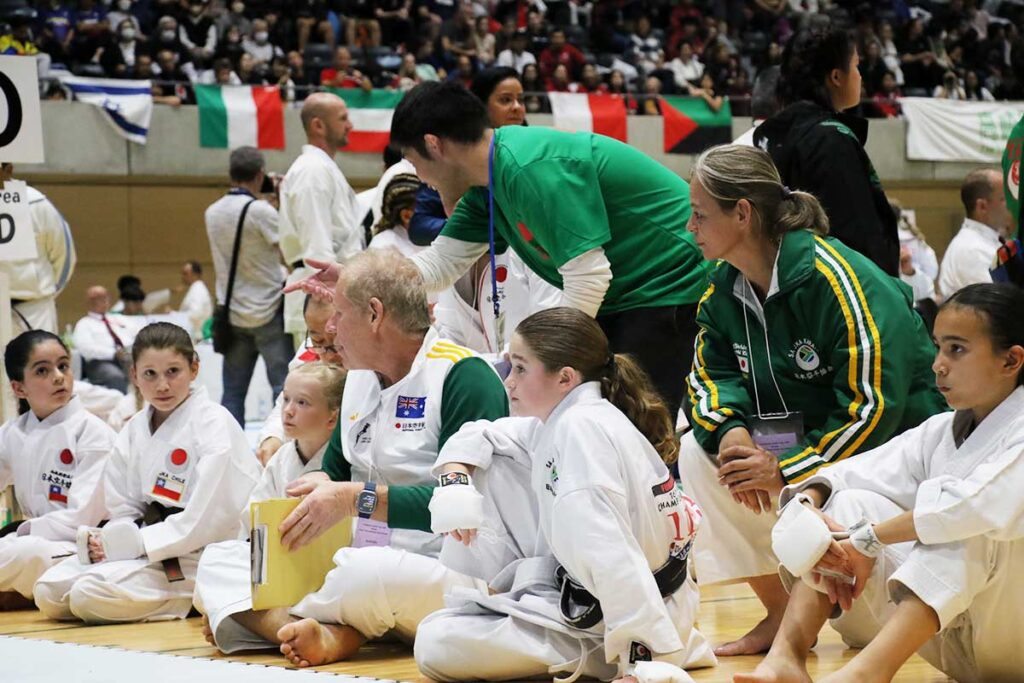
[740,278,791,420]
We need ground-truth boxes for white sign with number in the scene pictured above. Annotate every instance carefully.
[0,55,45,164]
[0,180,38,261]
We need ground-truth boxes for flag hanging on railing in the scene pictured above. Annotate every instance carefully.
[61,75,153,145]
[659,96,732,154]
[325,87,405,153]
[548,92,628,142]
[195,84,285,149]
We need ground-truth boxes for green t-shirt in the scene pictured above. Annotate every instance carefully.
[321,356,509,532]
[442,126,710,315]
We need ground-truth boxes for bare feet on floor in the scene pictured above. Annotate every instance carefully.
[715,613,783,657]
[277,618,364,668]
[733,655,812,683]
[201,614,216,646]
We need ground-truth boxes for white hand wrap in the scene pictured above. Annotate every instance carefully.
[630,661,696,683]
[848,518,883,558]
[98,520,146,561]
[429,483,484,534]
[772,497,833,577]
[76,526,99,564]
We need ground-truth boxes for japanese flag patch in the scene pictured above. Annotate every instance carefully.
[165,447,190,474]
[58,448,75,467]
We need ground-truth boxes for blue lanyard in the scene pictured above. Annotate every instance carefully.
[486,134,501,323]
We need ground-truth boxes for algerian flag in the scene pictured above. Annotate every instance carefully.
[195,84,285,149]
[325,87,404,153]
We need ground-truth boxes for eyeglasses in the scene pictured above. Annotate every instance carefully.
[304,336,337,354]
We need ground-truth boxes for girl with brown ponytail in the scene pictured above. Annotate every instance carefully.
[417,307,716,682]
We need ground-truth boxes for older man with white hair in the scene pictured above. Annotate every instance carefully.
[195,249,509,665]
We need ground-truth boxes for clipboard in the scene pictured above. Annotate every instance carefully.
[249,498,352,610]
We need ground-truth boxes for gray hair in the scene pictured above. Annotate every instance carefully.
[229,146,265,183]
[692,144,829,243]
[341,249,430,335]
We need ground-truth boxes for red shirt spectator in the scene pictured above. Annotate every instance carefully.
[320,46,365,88]
[538,28,586,80]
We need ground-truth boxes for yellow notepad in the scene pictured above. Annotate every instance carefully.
[249,497,352,610]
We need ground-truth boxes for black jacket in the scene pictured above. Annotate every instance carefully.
[754,101,899,276]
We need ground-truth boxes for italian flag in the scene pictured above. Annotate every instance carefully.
[326,87,405,153]
[548,92,628,142]
[195,84,285,149]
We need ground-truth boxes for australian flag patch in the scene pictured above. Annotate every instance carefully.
[396,395,426,419]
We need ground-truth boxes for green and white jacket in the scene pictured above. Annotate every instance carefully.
[687,229,947,483]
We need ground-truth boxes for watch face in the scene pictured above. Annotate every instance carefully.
[356,490,377,516]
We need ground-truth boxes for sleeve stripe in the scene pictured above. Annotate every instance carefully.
[688,284,737,431]
[431,340,474,359]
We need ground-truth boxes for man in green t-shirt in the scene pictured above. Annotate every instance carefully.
[389,80,709,417]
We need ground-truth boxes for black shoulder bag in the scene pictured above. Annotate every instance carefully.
[211,198,256,354]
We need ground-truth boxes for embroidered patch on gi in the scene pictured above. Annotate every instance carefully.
[152,475,184,502]
[789,338,821,372]
[629,641,652,663]
[351,421,373,455]
[396,396,426,419]
[48,484,68,504]
[165,448,190,475]
[58,449,75,466]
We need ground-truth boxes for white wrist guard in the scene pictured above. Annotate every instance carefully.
[429,482,484,534]
[629,661,696,683]
[99,520,146,561]
[772,496,833,577]
[848,518,883,558]
[76,526,99,564]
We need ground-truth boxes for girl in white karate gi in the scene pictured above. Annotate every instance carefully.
[34,322,261,623]
[0,331,116,610]
[741,283,1024,683]
[194,361,345,652]
[416,307,716,682]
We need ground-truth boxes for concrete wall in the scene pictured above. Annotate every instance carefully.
[16,101,978,328]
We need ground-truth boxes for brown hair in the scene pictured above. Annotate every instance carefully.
[289,361,347,410]
[692,144,830,243]
[131,322,196,365]
[515,308,679,464]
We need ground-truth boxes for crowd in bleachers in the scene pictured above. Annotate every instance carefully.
[3,0,1024,116]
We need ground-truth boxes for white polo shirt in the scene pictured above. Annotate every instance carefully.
[938,218,1002,298]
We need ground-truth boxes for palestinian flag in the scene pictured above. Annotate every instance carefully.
[326,87,405,153]
[548,92,628,142]
[1003,113,1022,239]
[195,84,285,149]
[659,96,732,154]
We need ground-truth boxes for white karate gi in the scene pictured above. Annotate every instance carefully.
[0,397,115,598]
[193,441,325,652]
[368,227,425,258]
[433,254,509,359]
[34,387,260,623]
[416,383,716,682]
[782,386,1024,683]
[179,280,213,341]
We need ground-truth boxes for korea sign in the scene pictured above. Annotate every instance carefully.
[0,56,45,163]
[0,180,39,262]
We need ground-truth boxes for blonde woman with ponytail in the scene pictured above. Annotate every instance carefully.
[679,144,947,658]
[416,307,716,682]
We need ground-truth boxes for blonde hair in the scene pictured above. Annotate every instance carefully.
[289,361,346,410]
[341,249,431,335]
[692,144,829,243]
[515,308,679,464]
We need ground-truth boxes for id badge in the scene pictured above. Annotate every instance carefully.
[353,518,392,548]
[750,411,804,456]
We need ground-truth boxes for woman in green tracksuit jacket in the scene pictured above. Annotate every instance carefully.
[678,145,947,658]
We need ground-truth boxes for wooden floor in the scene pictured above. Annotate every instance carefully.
[0,584,949,682]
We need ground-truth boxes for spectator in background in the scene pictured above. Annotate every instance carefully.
[637,74,663,115]
[199,57,242,84]
[149,54,191,105]
[473,15,495,65]
[320,46,367,89]
[243,18,283,66]
[934,69,967,99]
[684,71,724,112]
[436,1,477,72]
[74,286,133,393]
[545,62,573,92]
[964,69,995,101]
[293,0,335,52]
[178,260,213,341]
[607,68,630,95]
[859,38,888,96]
[206,147,292,425]
[237,52,266,84]
[344,0,382,48]
[217,1,253,41]
[376,0,414,48]
[215,24,246,64]
[900,17,942,92]
[939,168,1012,298]
[447,53,476,88]
[180,0,217,65]
[149,15,189,66]
[893,198,938,303]
[872,69,903,118]
[286,50,310,88]
[669,40,704,90]
[154,49,193,95]
[100,18,148,77]
[629,14,663,74]
[577,62,606,93]
[72,0,110,63]
[733,65,781,145]
[37,0,77,63]
[1,15,47,76]
[539,27,585,80]
[520,62,546,112]
[495,28,536,73]
[107,0,143,39]
[878,21,904,85]
[270,56,297,102]
[756,27,900,277]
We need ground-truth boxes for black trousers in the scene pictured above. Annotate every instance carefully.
[597,303,700,421]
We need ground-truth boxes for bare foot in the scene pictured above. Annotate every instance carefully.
[277,618,365,667]
[733,655,812,683]
[0,591,35,611]
[715,613,783,657]
[201,614,216,646]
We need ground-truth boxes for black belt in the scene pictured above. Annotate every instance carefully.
[134,501,186,582]
[556,545,690,630]
[291,260,304,269]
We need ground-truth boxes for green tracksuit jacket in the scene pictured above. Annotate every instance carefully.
[687,229,947,483]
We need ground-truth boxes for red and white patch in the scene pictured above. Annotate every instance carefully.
[1011,160,1020,201]
[165,448,190,474]
[58,449,74,466]
[494,265,508,283]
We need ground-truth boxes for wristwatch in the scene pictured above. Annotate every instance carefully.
[438,471,471,487]
[356,481,378,519]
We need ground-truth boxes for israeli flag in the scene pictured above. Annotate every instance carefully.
[60,76,153,145]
